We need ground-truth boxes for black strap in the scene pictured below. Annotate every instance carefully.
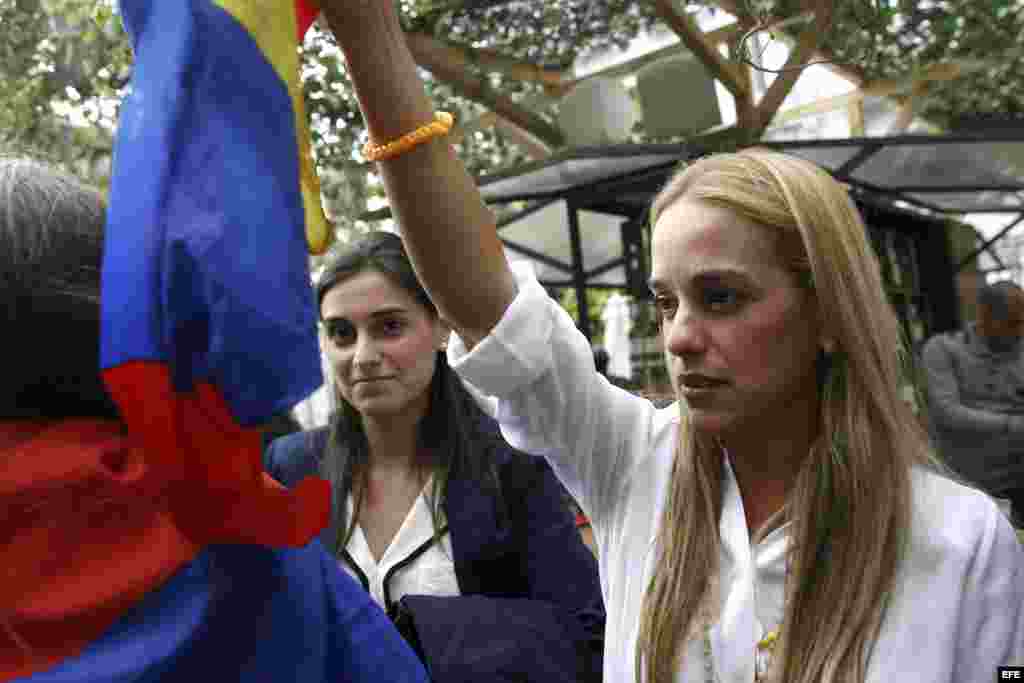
[339,548,370,593]
[336,524,452,617]
[383,524,450,616]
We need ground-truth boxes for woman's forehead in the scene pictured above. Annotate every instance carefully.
[650,200,778,286]
[321,270,419,318]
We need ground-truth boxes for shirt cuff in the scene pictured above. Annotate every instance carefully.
[447,260,555,397]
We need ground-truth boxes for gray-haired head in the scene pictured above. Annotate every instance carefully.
[0,154,118,419]
[977,281,1023,321]
[976,280,1024,352]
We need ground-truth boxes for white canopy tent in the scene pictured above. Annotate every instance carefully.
[499,199,631,288]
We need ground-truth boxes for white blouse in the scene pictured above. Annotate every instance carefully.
[448,261,1024,682]
[340,479,461,611]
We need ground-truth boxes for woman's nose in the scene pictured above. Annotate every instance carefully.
[352,335,382,366]
[663,308,707,358]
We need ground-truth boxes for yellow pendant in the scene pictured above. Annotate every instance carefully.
[757,630,779,650]
[755,630,779,681]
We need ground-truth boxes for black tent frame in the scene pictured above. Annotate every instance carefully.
[363,131,1024,341]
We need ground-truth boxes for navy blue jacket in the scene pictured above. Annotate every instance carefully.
[264,425,605,683]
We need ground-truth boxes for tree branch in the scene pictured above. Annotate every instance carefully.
[467,45,568,88]
[449,109,553,159]
[887,80,931,134]
[416,0,521,21]
[847,100,865,135]
[651,0,749,100]
[493,118,553,159]
[754,60,971,133]
[404,31,566,147]
[751,1,835,136]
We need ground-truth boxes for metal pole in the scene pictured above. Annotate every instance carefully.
[567,202,591,341]
[957,213,1024,272]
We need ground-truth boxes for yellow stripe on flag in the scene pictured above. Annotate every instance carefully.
[214,0,332,255]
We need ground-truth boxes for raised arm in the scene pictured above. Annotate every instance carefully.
[320,3,660,531]
[321,1,516,348]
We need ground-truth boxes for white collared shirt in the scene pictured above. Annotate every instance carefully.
[448,261,1024,682]
[340,479,461,610]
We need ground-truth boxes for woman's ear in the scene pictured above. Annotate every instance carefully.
[816,307,836,355]
[319,322,337,356]
[437,317,453,351]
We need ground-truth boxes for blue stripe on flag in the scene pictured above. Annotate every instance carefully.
[102,0,322,425]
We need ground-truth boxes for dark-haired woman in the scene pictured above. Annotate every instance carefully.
[0,157,427,683]
[265,230,605,682]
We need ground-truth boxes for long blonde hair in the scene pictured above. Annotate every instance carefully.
[635,149,944,683]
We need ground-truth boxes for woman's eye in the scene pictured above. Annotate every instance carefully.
[380,319,405,336]
[324,320,354,345]
[703,287,742,312]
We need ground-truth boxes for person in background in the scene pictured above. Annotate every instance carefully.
[593,347,610,377]
[922,281,1024,526]
[264,230,605,683]
[0,155,428,683]
[317,1,1024,678]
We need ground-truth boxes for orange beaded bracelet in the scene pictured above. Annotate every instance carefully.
[362,111,455,162]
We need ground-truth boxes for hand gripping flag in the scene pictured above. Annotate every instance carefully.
[100,0,332,549]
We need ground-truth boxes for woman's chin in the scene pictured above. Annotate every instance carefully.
[685,405,739,435]
[349,395,402,418]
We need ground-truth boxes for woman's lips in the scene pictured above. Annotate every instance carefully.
[680,373,727,389]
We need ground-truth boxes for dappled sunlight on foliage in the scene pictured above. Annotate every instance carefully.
[3,0,1021,236]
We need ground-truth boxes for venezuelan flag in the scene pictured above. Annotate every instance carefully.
[100,0,331,548]
[3,4,436,682]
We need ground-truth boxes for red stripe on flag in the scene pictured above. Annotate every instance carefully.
[103,362,330,548]
[296,0,319,38]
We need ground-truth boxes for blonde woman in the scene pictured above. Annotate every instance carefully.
[320,2,1024,680]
